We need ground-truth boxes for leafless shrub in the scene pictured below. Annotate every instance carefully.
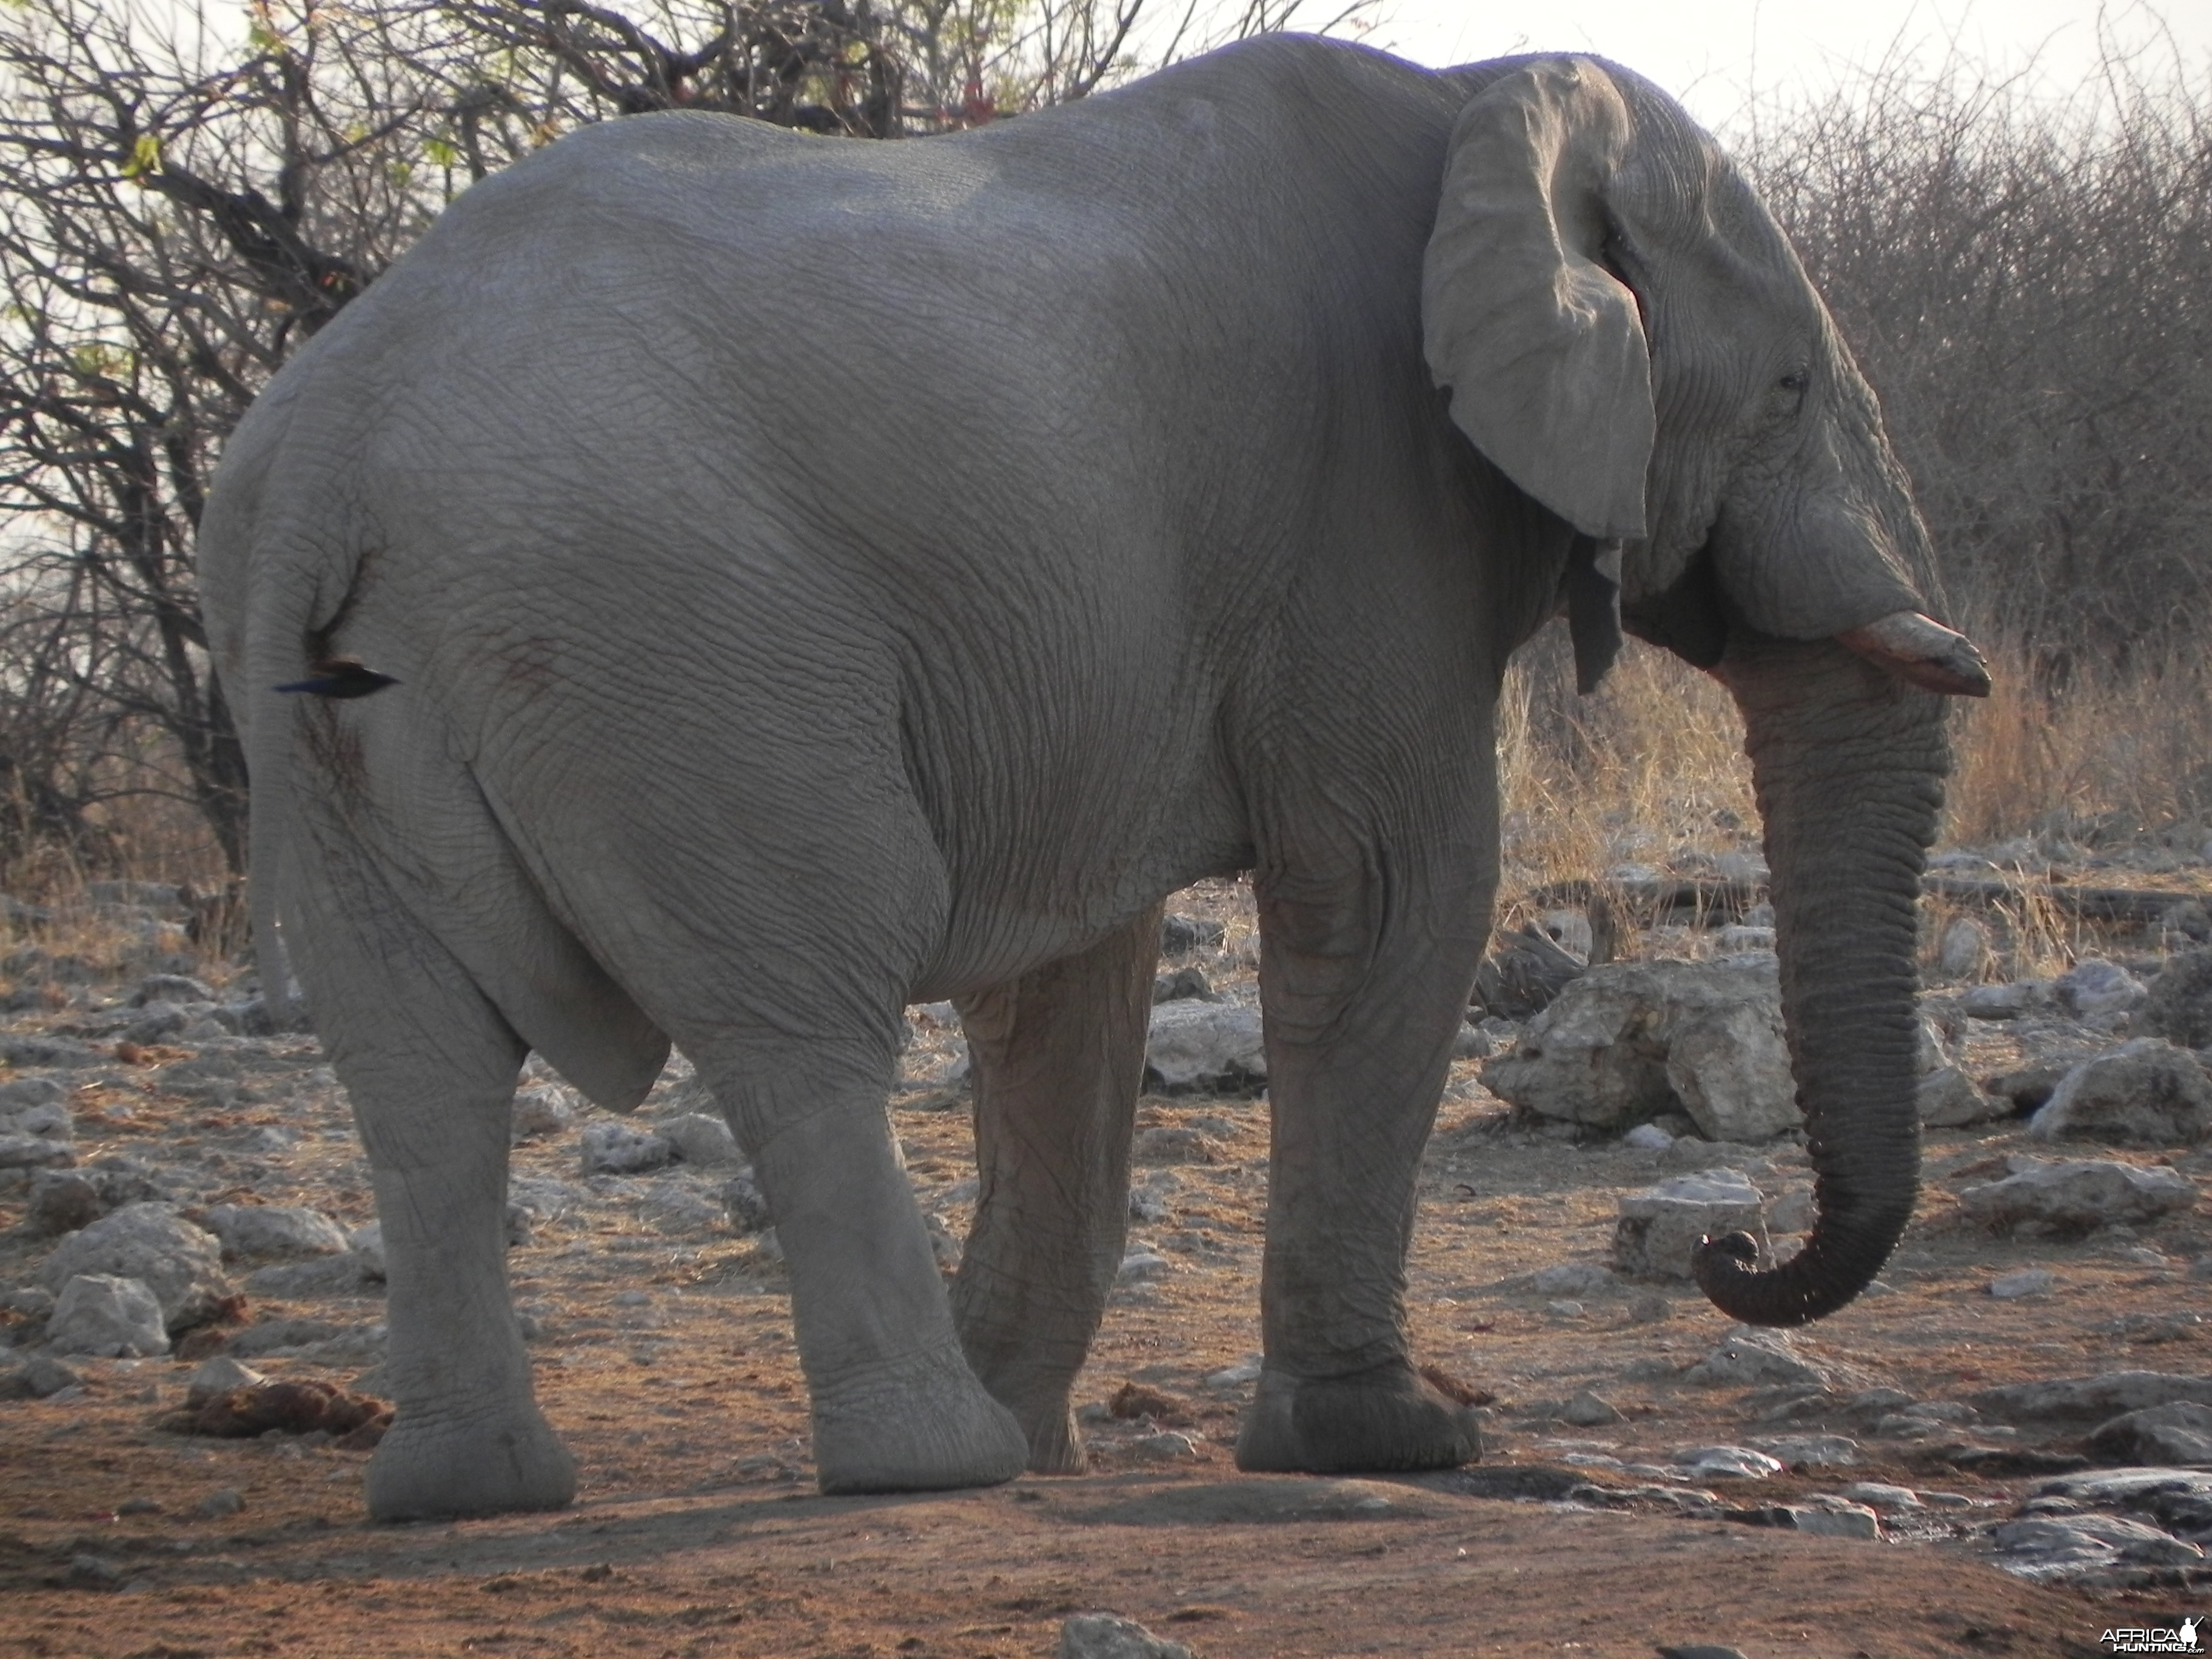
[1741,35,2212,670]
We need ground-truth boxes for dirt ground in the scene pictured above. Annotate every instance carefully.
[2,876,2208,1659]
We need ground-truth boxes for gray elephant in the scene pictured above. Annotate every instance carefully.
[198,35,1988,1522]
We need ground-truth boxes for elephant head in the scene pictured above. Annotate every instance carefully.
[1421,58,1990,1326]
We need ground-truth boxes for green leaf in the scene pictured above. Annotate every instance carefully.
[120,133,161,182]
[424,137,460,169]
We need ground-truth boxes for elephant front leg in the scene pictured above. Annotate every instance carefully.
[949,907,1160,1472]
[1235,857,1487,1475]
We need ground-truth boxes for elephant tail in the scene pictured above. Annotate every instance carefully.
[236,529,392,1031]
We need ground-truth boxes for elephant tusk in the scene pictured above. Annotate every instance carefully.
[1836,611,1992,699]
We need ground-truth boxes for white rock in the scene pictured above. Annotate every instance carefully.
[1057,1612,1194,1659]
[1989,1268,2059,1299]
[579,1120,674,1175]
[1989,1514,2202,1580]
[1956,1158,2197,1233]
[1483,957,1795,1141]
[2054,959,2149,1022]
[201,1204,349,1261]
[1143,1000,1265,1092]
[1613,1167,1765,1281]
[1749,1434,1860,1466]
[184,1354,266,1407]
[1623,1122,1674,1150]
[1205,1355,1263,1389]
[1919,1066,2004,1127]
[0,1133,75,1169]
[1669,1444,1785,1480]
[508,1086,574,1141]
[1682,1330,1830,1389]
[1962,981,2051,1020]
[48,1273,168,1357]
[1789,1496,1882,1539]
[1843,1481,1923,1512]
[2029,1040,2212,1148]
[1937,916,1992,978]
[1121,1430,1204,1463]
[1509,1261,1618,1297]
[1766,1186,1815,1234]
[1117,1252,1171,1283]
[659,1111,742,1166]
[39,1202,228,1331]
[349,1223,385,1280]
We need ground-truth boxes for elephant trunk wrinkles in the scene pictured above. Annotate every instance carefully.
[1693,631,1947,1326]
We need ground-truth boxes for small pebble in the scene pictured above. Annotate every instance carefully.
[193,1487,245,1518]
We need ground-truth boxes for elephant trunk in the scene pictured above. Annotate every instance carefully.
[1692,629,1949,1326]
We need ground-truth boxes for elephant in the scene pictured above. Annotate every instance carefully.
[198,34,1990,1523]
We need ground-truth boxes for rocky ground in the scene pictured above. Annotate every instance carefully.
[2,852,2211,1659]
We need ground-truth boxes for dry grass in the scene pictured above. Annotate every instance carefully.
[1495,629,1757,909]
[1946,644,2212,848]
[1496,628,2212,965]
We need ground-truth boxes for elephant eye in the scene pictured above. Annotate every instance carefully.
[1778,369,1810,394]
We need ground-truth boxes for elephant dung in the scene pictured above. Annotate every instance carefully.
[1612,1167,1766,1281]
[1482,957,1795,1141]
[2028,1039,2212,1148]
[39,1201,229,1332]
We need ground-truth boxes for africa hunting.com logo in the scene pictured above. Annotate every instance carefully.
[2102,1615,2203,1654]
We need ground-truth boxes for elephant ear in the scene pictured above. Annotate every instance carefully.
[1423,58,1653,543]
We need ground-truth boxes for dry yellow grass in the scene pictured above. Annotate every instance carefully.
[1498,627,2212,900]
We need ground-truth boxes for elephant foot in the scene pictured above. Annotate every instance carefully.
[1233,1365,1481,1475]
[811,1341,1029,1495]
[366,1404,576,1523]
[1021,1402,1087,1475]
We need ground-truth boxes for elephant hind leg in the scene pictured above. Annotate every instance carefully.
[949,905,1161,1472]
[288,845,572,1523]
[688,1034,1028,1495]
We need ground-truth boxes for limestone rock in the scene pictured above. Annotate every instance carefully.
[2054,959,2149,1022]
[1682,1330,1830,1389]
[578,1121,674,1175]
[201,1204,349,1261]
[25,1170,100,1236]
[1669,1444,1784,1480]
[508,1087,574,1141]
[1968,1370,2212,1423]
[0,1133,75,1170]
[659,1111,742,1166]
[1057,1612,1194,1659]
[48,1273,169,1356]
[1484,957,1794,1141]
[2085,1401,2212,1466]
[2141,948,2212,1049]
[1472,924,1585,1019]
[0,1353,82,1399]
[721,1173,772,1233]
[1144,999,1265,1093]
[184,1355,267,1409]
[2029,1040,2212,1148]
[1962,981,2052,1021]
[1937,916,1992,978]
[1989,1513,2202,1579]
[1919,1066,2004,1127]
[1157,914,1224,957]
[39,1202,229,1331]
[1954,1158,2196,1234]
[1614,1167,1765,1281]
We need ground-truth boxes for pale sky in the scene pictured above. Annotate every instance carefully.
[1360,0,2208,129]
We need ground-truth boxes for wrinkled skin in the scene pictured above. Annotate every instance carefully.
[198,36,1986,1523]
